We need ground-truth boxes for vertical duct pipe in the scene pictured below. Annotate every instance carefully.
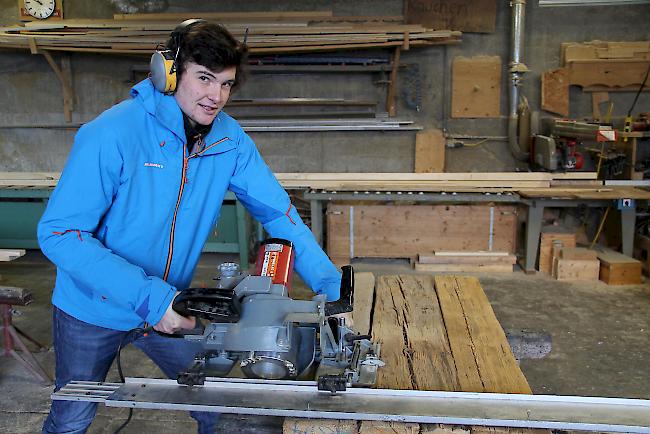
[508,0,530,161]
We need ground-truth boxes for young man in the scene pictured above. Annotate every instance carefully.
[38,21,342,433]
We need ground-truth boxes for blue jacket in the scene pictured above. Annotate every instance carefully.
[37,79,341,331]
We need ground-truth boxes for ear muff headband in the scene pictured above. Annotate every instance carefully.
[150,18,206,93]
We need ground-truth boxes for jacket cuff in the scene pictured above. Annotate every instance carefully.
[140,278,176,326]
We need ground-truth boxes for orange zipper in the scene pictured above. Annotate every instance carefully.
[162,137,230,281]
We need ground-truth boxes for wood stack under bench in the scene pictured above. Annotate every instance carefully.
[538,230,576,274]
[416,251,516,273]
[597,249,642,285]
[284,274,543,434]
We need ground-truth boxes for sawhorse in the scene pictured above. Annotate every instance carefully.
[1,286,51,384]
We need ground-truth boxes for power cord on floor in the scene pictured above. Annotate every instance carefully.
[113,326,153,434]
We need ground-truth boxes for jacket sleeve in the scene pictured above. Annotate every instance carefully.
[37,124,176,326]
[228,132,341,301]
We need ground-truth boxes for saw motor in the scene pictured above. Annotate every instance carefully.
[172,238,383,390]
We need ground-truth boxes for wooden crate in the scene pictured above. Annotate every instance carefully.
[597,250,642,285]
[552,258,600,281]
[326,204,518,264]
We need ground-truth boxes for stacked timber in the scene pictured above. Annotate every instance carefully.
[284,274,538,433]
[278,171,598,191]
[0,12,462,55]
[538,230,577,274]
[416,251,516,273]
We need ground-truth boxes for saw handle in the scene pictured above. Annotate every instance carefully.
[325,265,354,316]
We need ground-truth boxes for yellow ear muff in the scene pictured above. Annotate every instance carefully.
[150,50,178,93]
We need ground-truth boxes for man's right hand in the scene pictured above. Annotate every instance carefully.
[153,293,195,334]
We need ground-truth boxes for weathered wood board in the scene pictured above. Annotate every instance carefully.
[541,67,570,117]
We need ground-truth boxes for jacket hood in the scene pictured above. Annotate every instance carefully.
[131,79,185,142]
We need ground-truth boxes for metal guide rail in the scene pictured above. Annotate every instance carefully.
[53,377,650,433]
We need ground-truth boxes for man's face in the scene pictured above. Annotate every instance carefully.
[174,61,236,126]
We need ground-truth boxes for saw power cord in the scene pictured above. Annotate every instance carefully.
[113,326,153,434]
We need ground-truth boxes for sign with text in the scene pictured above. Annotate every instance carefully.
[406,0,497,33]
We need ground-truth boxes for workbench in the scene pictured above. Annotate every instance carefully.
[0,186,252,267]
[304,186,650,273]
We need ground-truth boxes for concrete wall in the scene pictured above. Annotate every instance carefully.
[1,0,649,173]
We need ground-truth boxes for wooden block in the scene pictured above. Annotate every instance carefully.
[415,263,513,273]
[538,232,576,274]
[415,129,445,173]
[552,258,600,281]
[597,250,642,285]
[451,56,501,118]
[559,247,598,260]
[541,67,570,117]
[0,249,26,261]
[282,418,358,434]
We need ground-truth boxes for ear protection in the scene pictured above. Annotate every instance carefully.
[150,18,206,94]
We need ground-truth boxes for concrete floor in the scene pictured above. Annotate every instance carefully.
[1,251,650,433]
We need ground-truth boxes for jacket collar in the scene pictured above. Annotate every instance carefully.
[130,79,234,154]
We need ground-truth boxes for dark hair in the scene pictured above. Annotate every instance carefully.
[166,21,248,91]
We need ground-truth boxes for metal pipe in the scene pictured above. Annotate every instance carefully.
[508,0,530,161]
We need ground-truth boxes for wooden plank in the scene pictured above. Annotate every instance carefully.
[431,251,511,257]
[359,421,420,433]
[282,419,358,434]
[451,56,501,118]
[414,129,445,173]
[418,254,517,265]
[352,272,376,335]
[541,67,569,117]
[435,276,532,394]
[372,275,460,391]
[405,0,497,33]
[326,204,518,261]
[415,263,513,273]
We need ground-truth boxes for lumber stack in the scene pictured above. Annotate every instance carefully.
[416,251,516,273]
[0,12,462,55]
[538,230,577,274]
[284,274,537,433]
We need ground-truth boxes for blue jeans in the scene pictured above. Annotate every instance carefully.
[42,306,218,433]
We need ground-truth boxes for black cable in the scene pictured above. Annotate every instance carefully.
[627,62,650,117]
[113,327,152,434]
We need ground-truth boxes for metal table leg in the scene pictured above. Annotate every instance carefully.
[524,201,544,273]
[620,205,636,257]
[310,199,323,247]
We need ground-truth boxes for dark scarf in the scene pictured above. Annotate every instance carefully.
[183,113,213,154]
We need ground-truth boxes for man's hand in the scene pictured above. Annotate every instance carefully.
[154,294,196,334]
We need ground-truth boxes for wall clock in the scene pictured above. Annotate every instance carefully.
[19,0,63,21]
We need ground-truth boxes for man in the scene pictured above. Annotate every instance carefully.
[38,21,342,433]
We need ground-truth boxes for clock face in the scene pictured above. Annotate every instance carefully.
[24,0,56,19]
